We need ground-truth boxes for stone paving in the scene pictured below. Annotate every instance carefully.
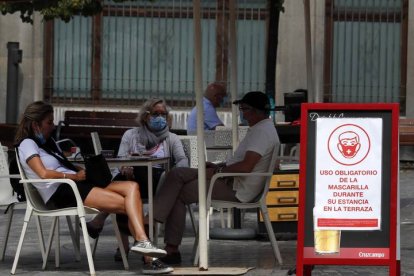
[1,168,413,275]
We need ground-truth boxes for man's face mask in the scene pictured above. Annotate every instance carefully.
[239,112,248,126]
[219,95,228,107]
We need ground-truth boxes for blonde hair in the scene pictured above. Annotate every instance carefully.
[14,101,54,145]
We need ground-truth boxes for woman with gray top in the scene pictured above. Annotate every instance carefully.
[87,98,188,268]
[115,98,188,197]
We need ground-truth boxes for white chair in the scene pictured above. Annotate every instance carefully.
[177,136,200,227]
[213,128,232,146]
[177,135,230,258]
[176,136,202,251]
[55,138,77,149]
[178,135,199,168]
[193,143,283,266]
[0,145,28,261]
[55,138,80,159]
[215,125,249,143]
[183,134,231,229]
[91,132,114,160]
[12,152,129,275]
[90,132,102,154]
[206,129,236,226]
[209,129,232,163]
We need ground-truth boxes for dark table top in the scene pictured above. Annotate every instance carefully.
[275,124,300,144]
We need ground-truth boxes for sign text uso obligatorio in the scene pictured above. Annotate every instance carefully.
[320,169,378,176]
[319,169,378,213]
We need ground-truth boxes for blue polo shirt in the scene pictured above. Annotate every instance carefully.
[187,97,223,133]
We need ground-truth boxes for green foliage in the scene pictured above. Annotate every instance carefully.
[0,0,99,23]
[1,0,276,24]
[0,0,152,23]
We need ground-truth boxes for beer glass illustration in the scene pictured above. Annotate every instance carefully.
[314,229,341,254]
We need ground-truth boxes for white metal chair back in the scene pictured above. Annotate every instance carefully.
[194,143,283,266]
[204,130,216,147]
[213,128,232,146]
[254,143,280,204]
[0,145,17,204]
[210,143,280,210]
[14,154,49,213]
[204,128,233,163]
[215,125,249,143]
[91,131,102,154]
[210,126,248,162]
[176,136,203,242]
[178,135,199,168]
[0,144,22,261]
[55,138,77,156]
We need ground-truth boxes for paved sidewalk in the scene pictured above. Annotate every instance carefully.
[1,168,414,275]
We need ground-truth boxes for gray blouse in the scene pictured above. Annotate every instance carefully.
[117,127,188,168]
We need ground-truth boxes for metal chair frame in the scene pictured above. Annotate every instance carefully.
[12,152,128,275]
[193,144,283,266]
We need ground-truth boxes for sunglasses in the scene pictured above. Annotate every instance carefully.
[238,106,253,112]
[150,112,167,118]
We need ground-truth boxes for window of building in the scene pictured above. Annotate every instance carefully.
[44,0,268,108]
[324,0,408,113]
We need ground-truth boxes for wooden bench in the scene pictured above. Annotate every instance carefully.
[55,111,139,153]
[1,116,413,156]
[56,111,137,139]
[55,110,186,154]
[0,124,18,148]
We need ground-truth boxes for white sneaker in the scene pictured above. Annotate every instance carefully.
[130,240,166,258]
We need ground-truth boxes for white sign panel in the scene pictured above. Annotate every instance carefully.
[313,118,382,230]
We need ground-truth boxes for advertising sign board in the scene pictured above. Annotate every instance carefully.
[296,103,400,275]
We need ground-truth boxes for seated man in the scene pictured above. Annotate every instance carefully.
[153,91,280,264]
[187,82,227,133]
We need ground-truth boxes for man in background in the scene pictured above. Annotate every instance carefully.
[186,82,227,134]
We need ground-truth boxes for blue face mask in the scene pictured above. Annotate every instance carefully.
[219,96,228,107]
[149,116,167,131]
[239,112,248,126]
[35,132,47,145]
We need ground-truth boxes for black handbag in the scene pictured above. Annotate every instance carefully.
[84,154,113,188]
[34,139,111,188]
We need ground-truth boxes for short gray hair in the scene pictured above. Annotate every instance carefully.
[136,98,169,126]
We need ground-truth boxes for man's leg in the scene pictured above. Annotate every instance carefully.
[163,174,238,249]
[153,167,198,223]
[152,167,199,262]
[210,178,238,201]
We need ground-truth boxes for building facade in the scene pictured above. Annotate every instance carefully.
[0,0,413,127]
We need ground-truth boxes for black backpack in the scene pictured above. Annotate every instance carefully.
[9,155,26,202]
